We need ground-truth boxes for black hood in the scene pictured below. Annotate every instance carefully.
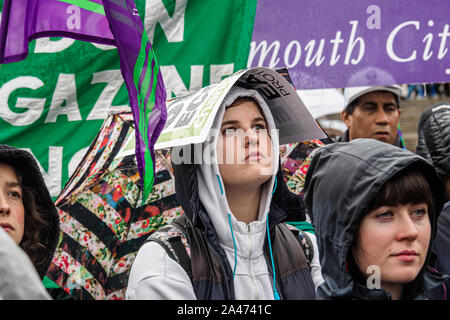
[416,102,450,179]
[0,145,60,279]
[303,139,446,299]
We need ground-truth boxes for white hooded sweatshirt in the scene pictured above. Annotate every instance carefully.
[126,87,323,300]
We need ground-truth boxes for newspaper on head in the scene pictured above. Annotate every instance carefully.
[154,67,327,150]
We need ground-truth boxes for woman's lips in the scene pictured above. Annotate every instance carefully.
[391,250,418,262]
[245,152,263,162]
[0,222,14,232]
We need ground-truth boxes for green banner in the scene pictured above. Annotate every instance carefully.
[0,0,257,197]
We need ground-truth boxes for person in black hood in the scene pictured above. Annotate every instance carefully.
[304,138,449,300]
[0,145,60,284]
[416,103,450,275]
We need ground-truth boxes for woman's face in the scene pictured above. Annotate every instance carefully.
[217,99,274,189]
[0,162,25,244]
[353,202,431,287]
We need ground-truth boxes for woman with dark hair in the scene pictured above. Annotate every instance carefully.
[303,138,449,300]
[0,145,60,284]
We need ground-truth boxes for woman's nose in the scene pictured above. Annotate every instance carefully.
[0,193,10,216]
[395,215,420,241]
[245,128,259,146]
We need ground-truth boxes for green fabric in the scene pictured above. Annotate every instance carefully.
[42,276,60,289]
[0,0,257,200]
[286,221,315,235]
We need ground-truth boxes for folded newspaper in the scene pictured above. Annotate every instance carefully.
[153,67,327,149]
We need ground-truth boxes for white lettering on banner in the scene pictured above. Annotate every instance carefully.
[87,70,128,120]
[22,147,63,198]
[248,21,365,69]
[145,0,187,43]
[20,146,89,197]
[423,21,434,61]
[247,41,281,68]
[34,37,115,53]
[34,37,75,53]
[0,77,46,126]
[210,64,234,84]
[386,21,449,72]
[45,73,82,123]
[330,31,344,66]
[66,5,81,30]
[284,41,301,68]
[305,39,326,67]
[68,147,89,177]
[160,65,203,98]
[91,43,116,51]
[438,24,450,59]
[386,21,420,62]
[366,5,381,30]
[344,20,365,65]
[160,64,235,98]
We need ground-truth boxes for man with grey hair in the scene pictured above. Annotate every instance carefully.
[337,85,405,148]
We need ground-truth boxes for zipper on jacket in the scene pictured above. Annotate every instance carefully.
[247,224,260,300]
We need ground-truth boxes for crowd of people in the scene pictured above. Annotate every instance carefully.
[1,81,449,300]
[405,83,450,100]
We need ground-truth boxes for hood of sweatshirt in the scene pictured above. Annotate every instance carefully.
[194,86,279,255]
[0,145,60,279]
[171,86,290,299]
[303,139,446,299]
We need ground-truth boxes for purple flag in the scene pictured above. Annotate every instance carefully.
[0,0,167,201]
[250,0,450,89]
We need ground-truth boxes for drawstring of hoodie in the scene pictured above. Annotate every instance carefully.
[267,178,280,300]
[227,213,238,279]
[217,175,238,279]
[218,174,280,300]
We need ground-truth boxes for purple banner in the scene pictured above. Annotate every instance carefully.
[0,0,114,63]
[0,0,167,201]
[250,0,450,89]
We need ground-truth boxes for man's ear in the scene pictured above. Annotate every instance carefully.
[341,109,352,128]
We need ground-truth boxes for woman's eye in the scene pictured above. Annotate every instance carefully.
[9,191,22,199]
[411,208,427,218]
[376,211,393,219]
[253,124,265,131]
[223,127,236,135]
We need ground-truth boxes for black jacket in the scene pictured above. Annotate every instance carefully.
[171,154,316,300]
[303,138,449,300]
[434,202,450,276]
[416,102,450,179]
[0,145,60,279]
[416,103,450,276]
